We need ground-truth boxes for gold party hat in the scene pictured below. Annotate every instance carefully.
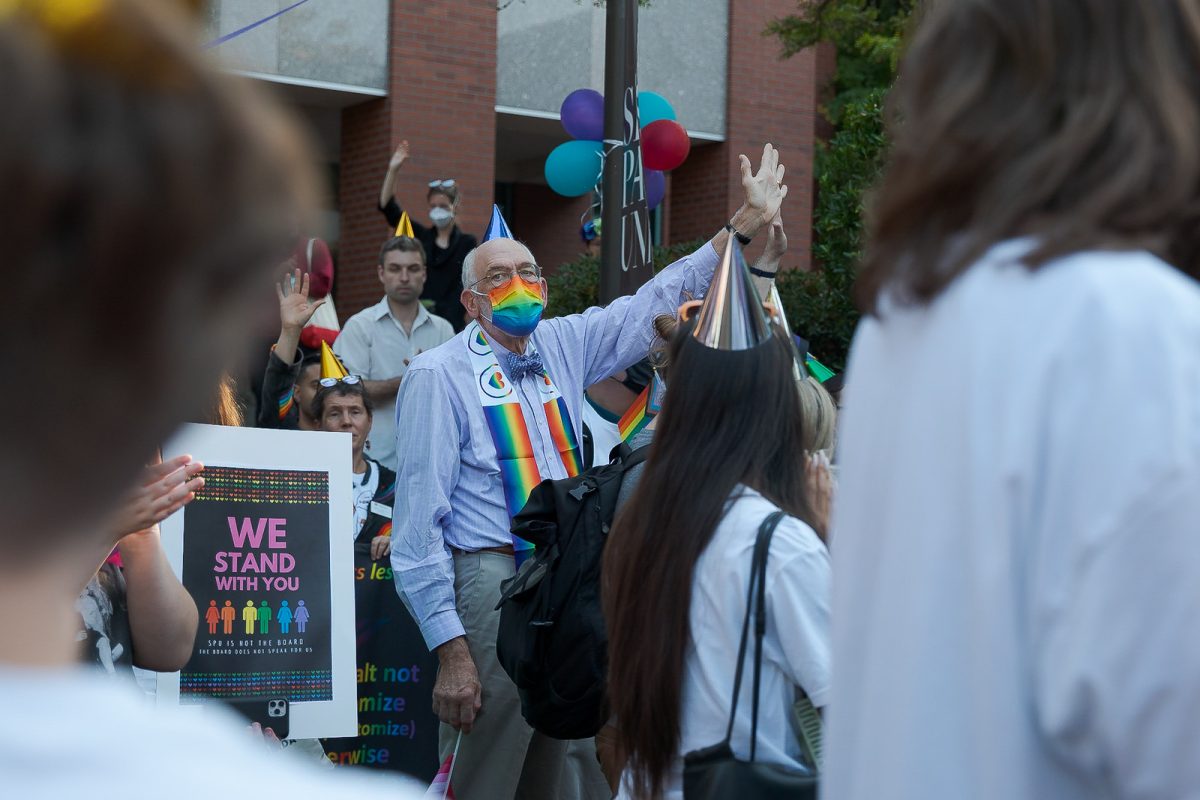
[319,341,349,380]
[394,211,415,238]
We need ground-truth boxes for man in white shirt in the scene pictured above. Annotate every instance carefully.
[0,2,420,797]
[335,236,455,470]
[827,2,1200,799]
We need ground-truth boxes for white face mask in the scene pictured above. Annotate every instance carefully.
[430,207,454,228]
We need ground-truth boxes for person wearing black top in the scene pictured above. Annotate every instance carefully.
[378,141,476,330]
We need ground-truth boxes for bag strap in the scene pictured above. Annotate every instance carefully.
[748,510,782,761]
[611,441,650,471]
[721,510,785,752]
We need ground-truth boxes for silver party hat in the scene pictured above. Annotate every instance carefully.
[690,236,773,351]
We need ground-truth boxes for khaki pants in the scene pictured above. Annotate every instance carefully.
[440,551,571,800]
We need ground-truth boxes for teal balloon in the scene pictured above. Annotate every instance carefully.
[638,91,676,126]
[545,140,604,197]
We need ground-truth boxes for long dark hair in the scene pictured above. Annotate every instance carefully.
[858,0,1200,313]
[602,323,812,800]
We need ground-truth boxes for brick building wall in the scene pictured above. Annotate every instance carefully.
[334,0,827,320]
[335,0,498,323]
[668,0,830,272]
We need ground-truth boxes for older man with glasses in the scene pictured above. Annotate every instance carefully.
[389,145,788,800]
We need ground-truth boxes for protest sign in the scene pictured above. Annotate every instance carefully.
[320,535,439,775]
[158,424,356,740]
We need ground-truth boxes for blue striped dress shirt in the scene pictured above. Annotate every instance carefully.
[390,241,720,650]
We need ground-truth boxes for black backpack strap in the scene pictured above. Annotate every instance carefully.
[622,443,650,470]
[606,440,651,471]
[721,509,785,751]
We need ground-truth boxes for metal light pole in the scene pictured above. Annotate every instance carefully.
[599,0,652,304]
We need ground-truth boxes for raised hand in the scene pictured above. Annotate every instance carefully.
[757,212,789,273]
[112,454,205,538]
[738,143,788,232]
[389,140,410,171]
[276,268,327,332]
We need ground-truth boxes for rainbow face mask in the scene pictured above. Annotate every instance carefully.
[482,278,544,337]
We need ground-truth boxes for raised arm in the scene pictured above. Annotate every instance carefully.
[751,212,787,299]
[379,140,409,211]
[273,267,326,366]
[549,143,789,386]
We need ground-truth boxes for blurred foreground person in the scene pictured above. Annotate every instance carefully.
[828,2,1200,799]
[603,243,831,800]
[0,0,418,796]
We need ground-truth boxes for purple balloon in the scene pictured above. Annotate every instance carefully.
[560,89,604,141]
[645,168,666,210]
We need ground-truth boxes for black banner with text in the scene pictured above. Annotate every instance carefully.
[321,536,439,778]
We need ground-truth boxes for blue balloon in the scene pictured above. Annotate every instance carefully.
[545,140,604,197]
[638,91,676,126]
[560,89,605,141]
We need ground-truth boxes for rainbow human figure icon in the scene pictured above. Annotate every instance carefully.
[277,599,293,634]
[242,600,257,635]
[220,600,235,635]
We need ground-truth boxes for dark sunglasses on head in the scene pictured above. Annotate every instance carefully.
[428,179,457,188]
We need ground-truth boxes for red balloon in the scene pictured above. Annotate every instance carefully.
[641,119,690,171]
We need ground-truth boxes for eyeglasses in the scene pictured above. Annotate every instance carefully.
[318,375,362,388]
[469,265,542,292]
[428,179,457,189]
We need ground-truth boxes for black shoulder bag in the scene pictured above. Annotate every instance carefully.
[682,510,820,800]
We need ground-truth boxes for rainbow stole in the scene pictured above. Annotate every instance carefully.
[465,322,583,562]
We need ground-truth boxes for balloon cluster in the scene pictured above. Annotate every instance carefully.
[545,88,690,209]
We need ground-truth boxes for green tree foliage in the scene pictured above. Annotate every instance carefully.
[767,0,913,369]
